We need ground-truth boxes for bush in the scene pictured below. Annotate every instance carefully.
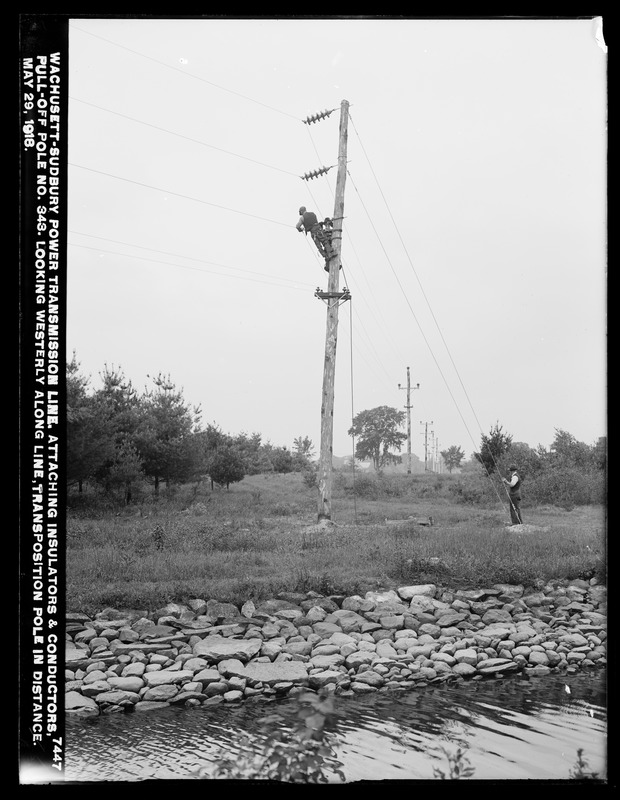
[378,475,406,497]
[526,467,605,509]
[302,469,318,489]
[351,473,380,499]
[448,472,498,505]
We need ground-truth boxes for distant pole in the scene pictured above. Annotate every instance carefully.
[398,367,419,475]
[317,99,349,522]
[420,420,433,472]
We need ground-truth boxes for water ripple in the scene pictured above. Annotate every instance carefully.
[65,671,606,783]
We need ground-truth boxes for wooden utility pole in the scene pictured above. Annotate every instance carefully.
[398,367,420,475]
[420,420,433,472]
[317,99,349,523]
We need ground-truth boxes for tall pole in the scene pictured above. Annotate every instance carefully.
[420,420,433,472]
[398,367,419,475]
[317,99,349,522]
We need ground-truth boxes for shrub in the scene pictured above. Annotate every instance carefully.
[448,473,497,505]
[351,473,380,499]
[526,467,604,508]
[302,469,318,489]
[378,475,406,497]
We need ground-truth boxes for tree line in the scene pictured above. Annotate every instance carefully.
[67,356,605,506]
[67,356,315,502]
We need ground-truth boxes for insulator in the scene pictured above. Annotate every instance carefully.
[303,108,334,125]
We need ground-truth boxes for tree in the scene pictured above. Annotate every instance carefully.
[233,431,273,474]
[208,445,246,490]
[503,441,542,479]
[264,443,295,473]
[440,445,466,473]
[133,373,202,494]
[474,422,513,474]
[92,364,141,490]
[348,406,407,471]
[106,440,144,505]
[549,428,597,471]
[292,435,315,471]
[66,354,115,491]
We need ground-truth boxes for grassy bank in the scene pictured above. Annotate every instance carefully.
[66,472,606,615]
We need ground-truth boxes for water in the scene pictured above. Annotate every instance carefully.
[64,671,607,783]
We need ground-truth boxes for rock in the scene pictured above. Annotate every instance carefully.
[476,658,520,675]
[134,701,171,712]
[436,612,467,628]
[65,580,606,716]
[481,609,514,625]
[94,689,140,706]
[397,584,437,600]
[418,624,441,638]
[143,685,180,702]
[193,635,262,662]
[300,597,339,613]
[255,599,300,615]
[205,600,242,623]
[308,670,347,689]
[241,600,256,618]
[243,661,309,687]
[143,669,194,687]
[352,670,384,687]
[452,662,477,677]
[345,651,375,669]
[312,622,341,637]
[217,659,246,678]
[81,680,111,697]
[65,691,99,716]
[341,596,375,613]
[365,590,402,605]
[107,676,144,693]
[329,609,367,633]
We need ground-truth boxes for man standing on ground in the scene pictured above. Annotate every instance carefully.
[502,465,523,525]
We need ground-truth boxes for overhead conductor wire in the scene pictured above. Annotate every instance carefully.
[348,111,513,509]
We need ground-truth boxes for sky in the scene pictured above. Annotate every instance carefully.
[66,16,607,461]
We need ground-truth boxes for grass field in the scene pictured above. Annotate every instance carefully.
[66,472,606,614]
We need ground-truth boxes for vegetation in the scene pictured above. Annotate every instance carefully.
[206,688,345,783]
[347,406,407,470]
[66,471,605,614]
[440,444,465,473]
[66,355,314,501]
[474,421,513,474]
[62,367,607,784]
[65,358,606,614]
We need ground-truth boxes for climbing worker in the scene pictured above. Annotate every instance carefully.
[502,465,523,525]
[296,206,336,270]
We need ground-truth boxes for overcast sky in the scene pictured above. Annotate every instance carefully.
[66,17,607,461]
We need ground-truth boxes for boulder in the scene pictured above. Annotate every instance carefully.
[396,585,436,600]
[65,691,99,716]
[193,635,262,663]
[242,661,309,687]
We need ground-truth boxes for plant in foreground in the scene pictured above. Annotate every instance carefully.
[569,748,600,781]
[205,689,346,783]
[432,746,476,780]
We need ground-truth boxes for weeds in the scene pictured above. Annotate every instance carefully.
[66,472,605,612]
[569,748,601,781]
[206,689,345,783]
[432,746,476,780]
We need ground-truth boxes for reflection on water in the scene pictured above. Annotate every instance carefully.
[65,671,607,783]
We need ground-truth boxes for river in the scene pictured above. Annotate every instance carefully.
[64,670,607,783]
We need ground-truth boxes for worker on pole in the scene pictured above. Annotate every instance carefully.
[296,206,337,270]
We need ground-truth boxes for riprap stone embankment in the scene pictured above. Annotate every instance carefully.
[65,578,606,717]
